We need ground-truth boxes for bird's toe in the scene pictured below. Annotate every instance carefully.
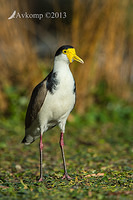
[38,177,43,182]
[62,173,72,180]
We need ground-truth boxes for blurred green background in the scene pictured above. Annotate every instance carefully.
[0,0,133,199]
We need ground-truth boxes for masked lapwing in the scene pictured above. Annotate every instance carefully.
[22,45,84,181]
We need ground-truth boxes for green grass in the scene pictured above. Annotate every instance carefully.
[0,97,133,199]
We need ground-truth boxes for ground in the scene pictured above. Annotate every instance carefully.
[0,102,133,200]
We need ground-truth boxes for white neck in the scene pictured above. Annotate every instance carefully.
[53,58,70,73]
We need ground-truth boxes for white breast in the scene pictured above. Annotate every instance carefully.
[38,62,76,133]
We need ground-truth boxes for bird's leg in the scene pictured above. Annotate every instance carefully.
[59,131,72,180]
[39,134,43,182]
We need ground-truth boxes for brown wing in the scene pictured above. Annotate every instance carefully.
[25,79,47,129]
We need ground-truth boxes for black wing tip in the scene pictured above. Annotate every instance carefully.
[21,136,35,145]
[21,137,26,144]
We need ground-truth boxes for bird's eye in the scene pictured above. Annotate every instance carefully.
[63,50,66,54]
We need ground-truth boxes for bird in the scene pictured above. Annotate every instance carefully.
[22,45,84,181]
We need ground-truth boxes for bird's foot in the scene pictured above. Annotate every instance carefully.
[38,177,43,182]
[62,173,72,180]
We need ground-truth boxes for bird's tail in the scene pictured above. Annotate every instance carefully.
[21,135,35,145]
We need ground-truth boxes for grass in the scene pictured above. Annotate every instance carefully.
[0,97,133,199]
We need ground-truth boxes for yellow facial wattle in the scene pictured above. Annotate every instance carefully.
[62,48,84,64]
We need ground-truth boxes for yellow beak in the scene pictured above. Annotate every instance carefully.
[65,48,84,64]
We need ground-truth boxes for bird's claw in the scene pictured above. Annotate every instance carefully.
[38,177,43,182]
[62,173,72,180]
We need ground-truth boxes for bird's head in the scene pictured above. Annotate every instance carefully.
[55,45,84,64]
